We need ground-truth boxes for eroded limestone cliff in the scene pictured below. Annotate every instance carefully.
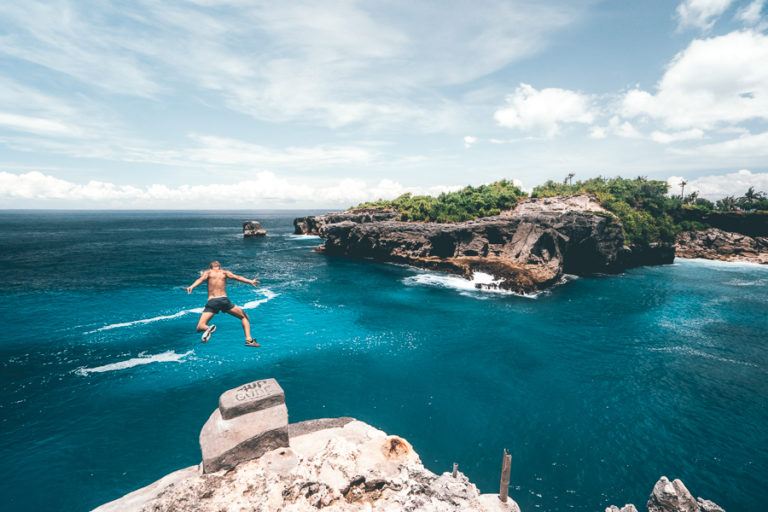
[294,196,674,293]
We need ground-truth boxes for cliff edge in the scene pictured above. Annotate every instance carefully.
[94,379,519,512]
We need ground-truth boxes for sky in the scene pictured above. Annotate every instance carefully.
[0,0,767,209]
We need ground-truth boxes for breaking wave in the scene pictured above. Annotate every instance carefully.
[402,271,541,299]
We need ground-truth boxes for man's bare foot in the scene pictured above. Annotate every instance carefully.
[245,338,260,347]
[201,324,216,342]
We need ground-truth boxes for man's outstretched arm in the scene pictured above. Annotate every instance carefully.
[186,271,209,294]
[225,270,259,286]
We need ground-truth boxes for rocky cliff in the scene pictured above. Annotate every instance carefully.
[97,419,520,512]
[676,228,767,264]
[293,209,400,236]
[95,379,725,512]
[295,196,674,294]
[607,476,724,512]
[95,379,520,512]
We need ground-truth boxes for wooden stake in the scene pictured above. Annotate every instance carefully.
[499,449,512,502]
[452,462,458,478]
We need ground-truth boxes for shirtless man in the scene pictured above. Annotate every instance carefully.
[186,261,260,347]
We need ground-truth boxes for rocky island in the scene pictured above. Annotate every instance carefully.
[293,178,767,293]
[243,221,268,237]
[294,195,673,294]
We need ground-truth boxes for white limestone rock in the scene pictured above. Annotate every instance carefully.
[199,378,289,473]
[96,420,521,512]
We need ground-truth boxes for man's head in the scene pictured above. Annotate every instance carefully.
[209,260,221,270]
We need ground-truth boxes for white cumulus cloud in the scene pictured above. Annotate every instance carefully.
[609,116,643,139]
[463,135,478,148]
[494,83,594,137]
[679,130,768,157]
[736,0,765,25]
[676,0,733,31]
[588,126,607,139]
[0,171,459,208]
[667,169,768,198]
[621,30,768,130]
[650,128,704,144]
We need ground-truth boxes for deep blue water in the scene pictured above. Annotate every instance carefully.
[0,211,766,512]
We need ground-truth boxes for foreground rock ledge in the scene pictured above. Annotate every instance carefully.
[95,419,520,512]
[96,378,519,512]
[94,378,725,512]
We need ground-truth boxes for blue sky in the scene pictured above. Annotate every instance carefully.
[0,0,767,208]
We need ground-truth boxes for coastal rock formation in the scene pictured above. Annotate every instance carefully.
[96,380,521,512]
[243,221,267,237]
[606,476,725,512]
[676,228,767,264]
[606,505,639,512]
[296,196,674,294]
[97,420,520,512]
[294,209,400,236]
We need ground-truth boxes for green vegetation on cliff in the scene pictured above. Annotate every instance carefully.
[532,177,680,245]
[356,180,526,222]
[355,176,767,246]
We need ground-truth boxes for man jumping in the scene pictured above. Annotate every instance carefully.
[186,261,260,347]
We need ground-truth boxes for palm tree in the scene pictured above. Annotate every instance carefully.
[716,196,737,211]
[563,172,575,186]
[679,179,688,202]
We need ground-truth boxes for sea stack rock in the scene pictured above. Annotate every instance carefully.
[199,378,289,473]
[243,221,267,237]
[607,476,725,512]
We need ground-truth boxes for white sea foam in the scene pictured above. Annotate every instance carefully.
[88,288,277,333]
[75,350,193,376]
[649,346,758,368]
[403,271,540,299]
[726,278,768,287]
[88,308,204,333]
[242,289,278,309]
[286,234,322,240]
[677,258,768,271]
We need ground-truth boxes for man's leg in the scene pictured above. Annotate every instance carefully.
[226,306,254,341]
[196,312,215,332]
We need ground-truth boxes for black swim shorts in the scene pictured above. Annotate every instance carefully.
[203,296,235,314]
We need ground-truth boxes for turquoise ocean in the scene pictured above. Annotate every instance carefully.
[0,211,766,511]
